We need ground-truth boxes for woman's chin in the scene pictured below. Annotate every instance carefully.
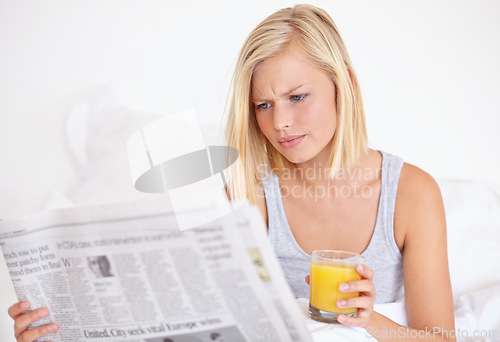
[282,153,310,165]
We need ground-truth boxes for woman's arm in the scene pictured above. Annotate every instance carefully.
[360,164,455,341]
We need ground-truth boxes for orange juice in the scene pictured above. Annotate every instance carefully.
[310,261,362,314]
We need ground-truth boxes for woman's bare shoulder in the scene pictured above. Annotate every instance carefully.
[395,162,446,244]
[397,163,442,204]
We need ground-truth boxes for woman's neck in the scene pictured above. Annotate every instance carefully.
[284,149,380,189]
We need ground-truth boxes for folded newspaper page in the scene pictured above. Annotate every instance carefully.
[0,197,313,342]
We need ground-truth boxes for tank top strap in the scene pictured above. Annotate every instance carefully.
[260,172,280,221]
[363,151,405,259]
[262,172,306,256]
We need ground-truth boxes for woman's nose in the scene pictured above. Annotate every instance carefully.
[273,104,293,131]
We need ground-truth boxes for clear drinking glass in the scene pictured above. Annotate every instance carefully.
[309,250,364,323]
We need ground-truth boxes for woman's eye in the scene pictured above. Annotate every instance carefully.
[256,103,271,110]
[291,94,307,102]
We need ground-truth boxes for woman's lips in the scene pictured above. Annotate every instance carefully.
[278,135,305,148]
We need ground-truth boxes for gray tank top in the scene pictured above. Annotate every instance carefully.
[262,151,404,304]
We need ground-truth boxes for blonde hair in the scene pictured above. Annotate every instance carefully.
[225,4,368,204]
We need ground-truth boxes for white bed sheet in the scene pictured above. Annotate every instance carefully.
[297,298,406,341]
[300,285,500,342]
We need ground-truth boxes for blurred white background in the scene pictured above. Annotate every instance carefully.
[1,1,499,341]
[1,0,500,219]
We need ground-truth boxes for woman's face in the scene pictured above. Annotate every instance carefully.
[251,49,337,167]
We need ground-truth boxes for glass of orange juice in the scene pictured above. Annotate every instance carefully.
[309,250,363,323]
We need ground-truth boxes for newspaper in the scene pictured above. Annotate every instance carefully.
[0,197,313,342]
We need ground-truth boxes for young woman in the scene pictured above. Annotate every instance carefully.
[9,4,455,341]
[224,3,455,341]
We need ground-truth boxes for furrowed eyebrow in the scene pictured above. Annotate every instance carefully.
[281,84,306,97]
[253,84,306,103]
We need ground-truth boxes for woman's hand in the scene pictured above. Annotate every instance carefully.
[336,264,375,327]
[305,264,376,327]
[8,301,59,342]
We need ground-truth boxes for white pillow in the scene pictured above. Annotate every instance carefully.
[437,178,500,299]
[65,87,166,206]
[64,87,222,207]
